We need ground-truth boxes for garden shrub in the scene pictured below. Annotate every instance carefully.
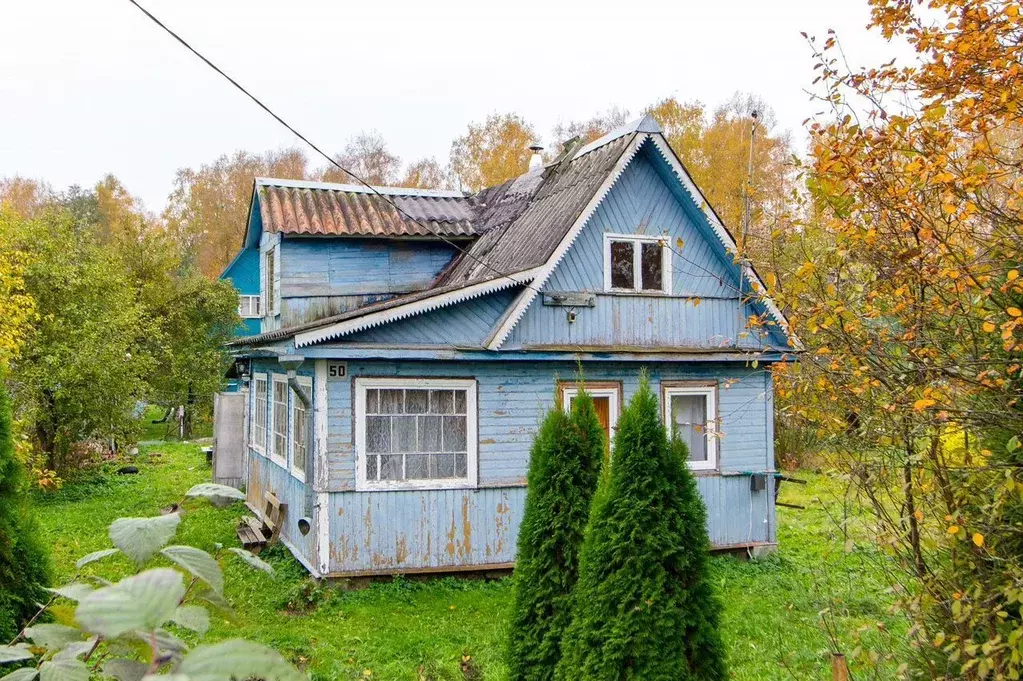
[555,379,727,681]
[507,389,605,681]
[0,382,52,641]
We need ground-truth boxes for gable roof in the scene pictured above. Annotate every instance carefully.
[233,115,800,352]
[255,178,477,238]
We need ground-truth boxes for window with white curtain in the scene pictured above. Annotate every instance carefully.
[663,384,718,471]
[355,377,477,490]
[238,295,261,318]
[251,374,267,453]
[270,375,288,464]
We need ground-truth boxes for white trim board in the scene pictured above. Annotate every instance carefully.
[295,267,542,348]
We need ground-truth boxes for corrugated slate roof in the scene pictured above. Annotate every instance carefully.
[256,179,476,238]
[437,131,637,286]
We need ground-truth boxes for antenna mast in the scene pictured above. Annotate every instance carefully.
[740,110,759,298]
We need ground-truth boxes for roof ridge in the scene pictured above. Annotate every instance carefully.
[255,177,466,199]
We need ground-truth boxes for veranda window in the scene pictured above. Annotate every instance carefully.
[355,378,478,490]
[290,377,311,481]
[270,376,288,464]
[251,374,267,453]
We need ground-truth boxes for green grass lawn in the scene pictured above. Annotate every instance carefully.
[32,444,901,680]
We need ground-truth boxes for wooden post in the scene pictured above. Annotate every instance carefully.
[832,653,849,681]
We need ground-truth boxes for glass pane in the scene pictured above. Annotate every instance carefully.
[431,390,454,414]
[610,241,634,289]
[380,454,403,480]
[641,242,663,291]
[365,389,379,414]
[405,389,429,414]
[442,415,467,453]
[454,390,467,414]
[366,454,378,480]
[432,453,455,478]
[379,389,403,414]
[671,394,708,463]
[406,453,429,479]
[366,416,390,453]
[454,452,467,478]
[417,415,443,452]
[392,415,417,452]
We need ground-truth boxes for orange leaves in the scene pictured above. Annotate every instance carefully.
[914,398,937,412]
[1008,307,1022,318]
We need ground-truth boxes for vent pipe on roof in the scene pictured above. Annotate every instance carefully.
[528,144,544,171]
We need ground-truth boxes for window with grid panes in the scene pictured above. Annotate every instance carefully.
[356,378,476,488]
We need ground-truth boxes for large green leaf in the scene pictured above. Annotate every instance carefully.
[76,568,185,638]
[171,605,210,635]
[24,624,83,651]
[102,658,148,681]
[75,548,120,569]
[0,645,33,664]
[184,483,245,507]
[46,583,93,602]
[109,514,181,564]
[227,547,274,575]
[160,546,223,594]
[52,638,96,661]
[133,629,188,659]
[0,669,38,681]
[177,640,304,681]
[39,658,88,681]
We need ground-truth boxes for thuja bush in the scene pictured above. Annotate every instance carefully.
[0,383,52,642]
[0,482,303,681]
[507,389,605,681]
[556,379,726,681]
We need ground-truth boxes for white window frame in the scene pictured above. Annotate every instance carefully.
[269,374,289,467]
[662,384,718,471]
[354,377,478,491]
[238,294,261,318]
[560,383,621,449]
[251,374,268,454]
[603,234,672,294]
[289,376,312,483]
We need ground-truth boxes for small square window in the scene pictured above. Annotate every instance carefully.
[605,235,669,293]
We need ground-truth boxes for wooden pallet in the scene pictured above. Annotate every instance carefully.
[237,491,286,555]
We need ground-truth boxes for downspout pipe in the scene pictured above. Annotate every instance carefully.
[277,355,314,532]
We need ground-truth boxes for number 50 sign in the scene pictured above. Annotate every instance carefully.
[327,362,347,379]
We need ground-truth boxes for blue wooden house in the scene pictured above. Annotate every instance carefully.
[224,116,798,578]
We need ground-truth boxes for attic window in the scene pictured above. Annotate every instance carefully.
[604,235,670,293]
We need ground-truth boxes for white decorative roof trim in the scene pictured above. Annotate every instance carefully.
[294,267,543,348]
[647,135,802,350]
[571,114,661,161]
[254,177,465,198]
[486,133,649,350]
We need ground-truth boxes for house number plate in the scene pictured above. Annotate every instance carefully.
[327,362,348,379]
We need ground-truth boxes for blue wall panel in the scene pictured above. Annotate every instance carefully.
[342,290,516,346]
[221,247,261,294]
[246,451,316,568]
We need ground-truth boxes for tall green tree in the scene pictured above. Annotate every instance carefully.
[508,389,605,681]
[556,379,726,681]
[0,382,51,641]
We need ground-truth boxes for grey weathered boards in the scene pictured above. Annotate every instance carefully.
[223,115,798,578]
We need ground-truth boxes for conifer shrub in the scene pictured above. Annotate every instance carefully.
[0,383,52,641]
[507,389,606,681]
[555,379,727,681]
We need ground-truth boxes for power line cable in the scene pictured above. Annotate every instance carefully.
[126,0,544,294]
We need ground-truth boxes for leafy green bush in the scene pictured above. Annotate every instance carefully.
[556,379,727,681]
[0,383,52,642]
[0,482,303,680]
[507,390,605,681]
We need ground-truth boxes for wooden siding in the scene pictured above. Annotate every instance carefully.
[280,294,395,328]
[323,462,775,575]
[326,487,523,574]
[324,360,771,491]
[341,290,517,346]
[246,450,316,569]
[280,237,456,298]
[506,150,780,350]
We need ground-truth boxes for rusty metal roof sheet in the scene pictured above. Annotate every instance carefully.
[255,179,476,238]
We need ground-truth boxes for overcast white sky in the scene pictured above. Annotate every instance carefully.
[1,0,905,212]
